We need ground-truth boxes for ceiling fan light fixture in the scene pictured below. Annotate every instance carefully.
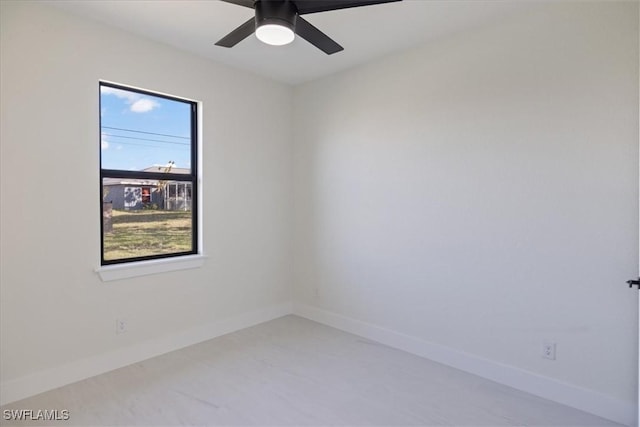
[254,1,297,46]
[256,24,295,46]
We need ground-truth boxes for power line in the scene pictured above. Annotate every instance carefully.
[101,125,189,140]
[104,141,186,150]
[102,133,190,146]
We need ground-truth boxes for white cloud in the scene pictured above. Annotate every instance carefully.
[101,132,109,150]
[130,98,159,113]
[101,85,160,113]
[100,86,136,101]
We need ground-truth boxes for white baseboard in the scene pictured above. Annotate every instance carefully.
[293,303,636,427]
[0,302,293,407]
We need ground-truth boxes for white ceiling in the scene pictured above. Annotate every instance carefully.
[48,0,537,85]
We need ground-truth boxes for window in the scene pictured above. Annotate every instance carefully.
[100,82,198,265]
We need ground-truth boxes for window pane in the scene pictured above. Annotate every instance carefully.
[100,82,197,265]
[100,85,192,174]
[102,178,193,261]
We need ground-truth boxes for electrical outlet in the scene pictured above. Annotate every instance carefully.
[542,341,556,360]
[116,318,127,334]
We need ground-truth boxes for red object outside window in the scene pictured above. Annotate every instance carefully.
[141,187,151,204]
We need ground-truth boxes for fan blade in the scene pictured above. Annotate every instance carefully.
[294,0,401,15]
[215,18,256,48]
[219,0,255,8]
[295,17,343,55]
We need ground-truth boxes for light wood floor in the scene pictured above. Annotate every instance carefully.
[1,315,621,426]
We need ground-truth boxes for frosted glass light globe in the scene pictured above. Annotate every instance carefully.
[256,24,295,46]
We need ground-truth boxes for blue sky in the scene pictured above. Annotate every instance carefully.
[100,85,192,172]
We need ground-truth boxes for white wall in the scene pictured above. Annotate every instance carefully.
[293,1,638,423]
[0,1,292,402]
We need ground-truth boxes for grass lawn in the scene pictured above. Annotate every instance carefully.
[103,209,192,261]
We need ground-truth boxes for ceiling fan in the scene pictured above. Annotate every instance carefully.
[215,0,402,55]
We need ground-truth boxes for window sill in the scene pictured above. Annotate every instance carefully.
[96,254,206,282]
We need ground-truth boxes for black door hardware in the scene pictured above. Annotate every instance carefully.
[627,278,640,289]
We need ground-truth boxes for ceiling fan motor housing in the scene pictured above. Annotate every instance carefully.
[255,1,298,32]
